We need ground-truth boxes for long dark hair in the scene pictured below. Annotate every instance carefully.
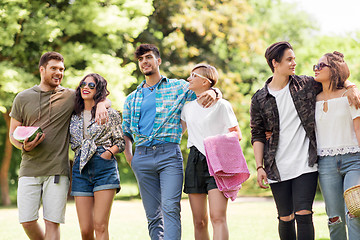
[74,73,110,119]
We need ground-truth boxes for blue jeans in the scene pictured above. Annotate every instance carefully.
[318,152,360,240]
[131,143,183,240]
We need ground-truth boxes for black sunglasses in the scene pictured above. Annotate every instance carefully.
[80,82,96,89]
[313,62,331,71]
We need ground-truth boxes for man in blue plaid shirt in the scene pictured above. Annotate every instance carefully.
[122,44,219,240]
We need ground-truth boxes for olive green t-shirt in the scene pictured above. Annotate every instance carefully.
[10,85,75,177]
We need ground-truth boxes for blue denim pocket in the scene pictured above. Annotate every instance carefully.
[96,146,115,161]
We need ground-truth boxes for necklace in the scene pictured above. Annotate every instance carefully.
[143,82,156,91]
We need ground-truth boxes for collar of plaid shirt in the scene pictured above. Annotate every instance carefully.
[123,76,196,146]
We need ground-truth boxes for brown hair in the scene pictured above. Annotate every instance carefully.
[38,51,64,68]
[135,44,160,59]
[191,64,219,87]
[265,41,293,73]
[323,51,350,91]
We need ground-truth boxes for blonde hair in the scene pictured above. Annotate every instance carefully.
[191,64,219,87]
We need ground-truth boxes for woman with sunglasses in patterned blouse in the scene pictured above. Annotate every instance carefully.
[314,52,360,240]
[69,73,125,240]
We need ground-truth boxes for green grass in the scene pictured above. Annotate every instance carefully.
[0,179,330,239]
[0,197,330,240]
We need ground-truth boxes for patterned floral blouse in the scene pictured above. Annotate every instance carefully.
[70,108,125,172]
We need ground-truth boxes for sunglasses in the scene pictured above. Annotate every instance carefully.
[313,62,331,71]
[190,72,213,84]
[80,82,96,89]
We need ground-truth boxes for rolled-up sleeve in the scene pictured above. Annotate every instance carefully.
[250,95,266,145]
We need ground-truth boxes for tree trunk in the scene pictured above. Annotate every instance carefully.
[0,111,12,206]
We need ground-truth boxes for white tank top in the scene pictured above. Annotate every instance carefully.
[315,96,360,156]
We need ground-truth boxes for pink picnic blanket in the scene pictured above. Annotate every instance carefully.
[204,132,250,201]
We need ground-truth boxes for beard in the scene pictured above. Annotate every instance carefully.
[44,75,62,88]
[144,72,154,76]
[143,68,156,76]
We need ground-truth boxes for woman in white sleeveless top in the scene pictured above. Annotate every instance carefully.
[314,51,360,240]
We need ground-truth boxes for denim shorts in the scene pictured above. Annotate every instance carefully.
[71,146,120,197]
[184,146,218,194]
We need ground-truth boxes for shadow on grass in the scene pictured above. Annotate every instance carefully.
[115,194,141,201]
[0,204,17,210]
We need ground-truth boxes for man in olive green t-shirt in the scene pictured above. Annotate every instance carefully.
[8,52,108,240]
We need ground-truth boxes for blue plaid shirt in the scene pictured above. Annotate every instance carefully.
[122,76,196,146]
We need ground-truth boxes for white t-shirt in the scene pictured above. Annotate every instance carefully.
[315,96,360,156]
[267,82,317,183]
[181,99,239,156]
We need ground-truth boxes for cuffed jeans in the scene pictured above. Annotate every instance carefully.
[318,152,360,240]
[131,142,183,240]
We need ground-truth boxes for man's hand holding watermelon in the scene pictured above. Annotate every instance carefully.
[22,131,45,152]
[10,125,45,152]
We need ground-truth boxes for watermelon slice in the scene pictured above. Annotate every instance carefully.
[13,126,43,143]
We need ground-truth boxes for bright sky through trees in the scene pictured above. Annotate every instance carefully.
[284,0,360,36]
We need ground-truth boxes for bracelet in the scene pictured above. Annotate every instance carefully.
[106,149,114,158]
[256,166,264,171]
[22,144,29,152]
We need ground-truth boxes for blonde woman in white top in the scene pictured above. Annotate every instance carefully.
[314,51,360,240]
[181,64,241,240]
